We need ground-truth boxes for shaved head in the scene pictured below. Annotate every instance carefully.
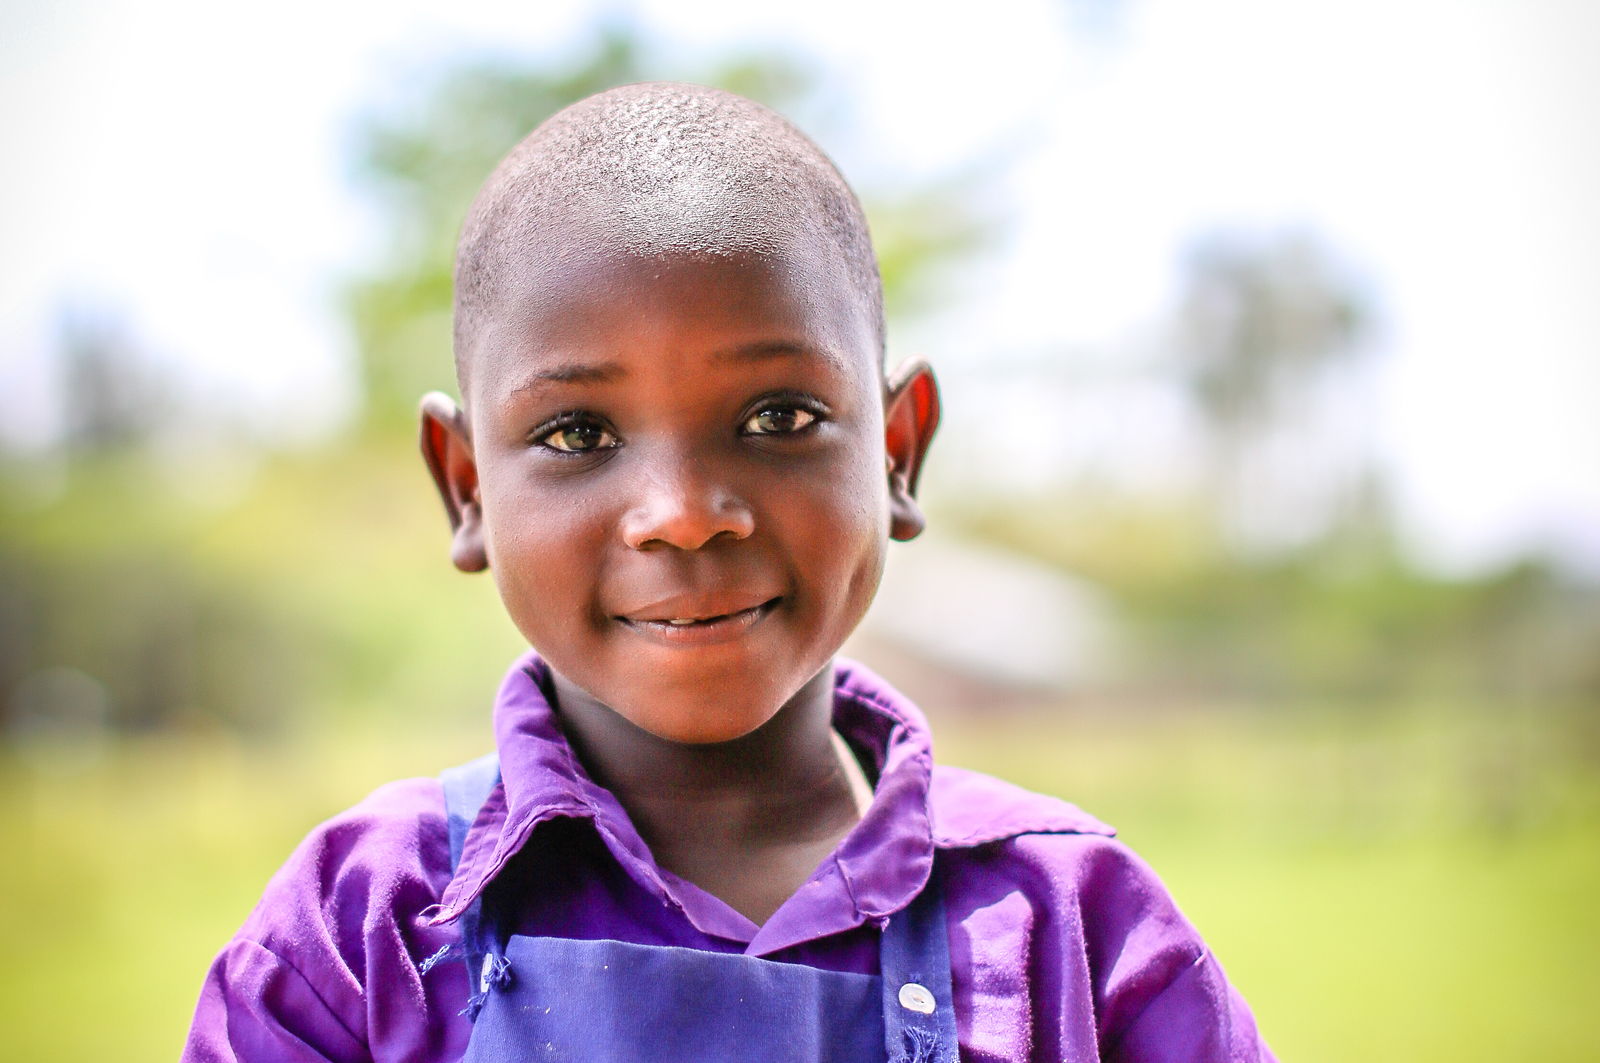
[453,83,884,387]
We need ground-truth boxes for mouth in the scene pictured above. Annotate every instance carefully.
[618,596,783,644]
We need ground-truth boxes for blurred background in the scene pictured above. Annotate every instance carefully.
[2,1,1597,1059]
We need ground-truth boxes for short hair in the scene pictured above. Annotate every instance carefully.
[453,82,885,385]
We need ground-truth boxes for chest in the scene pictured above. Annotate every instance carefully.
[443,758,961,1063]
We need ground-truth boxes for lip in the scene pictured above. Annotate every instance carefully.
[616,595,783,646]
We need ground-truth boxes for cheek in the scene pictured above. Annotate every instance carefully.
[787,441,891,630]
[479,461,608,641]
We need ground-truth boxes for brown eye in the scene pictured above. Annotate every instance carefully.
[743,406,817,435]
[541,421,617,452]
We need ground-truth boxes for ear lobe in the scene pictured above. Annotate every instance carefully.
[419,392,489,573]
[883,358,941,542]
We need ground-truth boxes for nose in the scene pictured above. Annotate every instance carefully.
[619,456,756,551]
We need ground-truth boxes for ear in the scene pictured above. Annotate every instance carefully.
[883,357,941,542]
[419,392,488,573]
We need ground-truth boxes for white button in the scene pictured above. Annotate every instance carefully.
[898,982,936,1015]
[480,954,494,993]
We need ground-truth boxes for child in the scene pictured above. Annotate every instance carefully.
[184,83,1274,1063]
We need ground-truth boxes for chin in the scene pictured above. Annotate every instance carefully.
[629,695,781,745]
[610,661,800,745]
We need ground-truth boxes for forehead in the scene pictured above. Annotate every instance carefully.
[467,230,880,402]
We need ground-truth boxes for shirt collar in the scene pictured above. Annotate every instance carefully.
[429,650,1083,956]
[430,651,940,952]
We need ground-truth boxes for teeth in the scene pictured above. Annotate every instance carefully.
[669,618,696,626]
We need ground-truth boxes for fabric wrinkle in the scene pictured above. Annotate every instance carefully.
[181,652,1275,1063]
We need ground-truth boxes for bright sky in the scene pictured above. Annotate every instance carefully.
[2,0,1596,572]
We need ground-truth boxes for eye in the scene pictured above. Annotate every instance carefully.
[742,404,818,436]
[538,418,619,453]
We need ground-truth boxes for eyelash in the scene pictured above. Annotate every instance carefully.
[530,412,620,455]
[528,395,829,453]
[740,394,829,437]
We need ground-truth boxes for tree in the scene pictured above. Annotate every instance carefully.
[1173,229,1375,540]
[55,307,169,453]
[346,25,998,432]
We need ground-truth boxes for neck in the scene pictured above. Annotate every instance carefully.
[547,662,863,923]
[549,663,845,829]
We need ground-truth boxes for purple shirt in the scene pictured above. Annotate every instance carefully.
[184,653,1274,1062]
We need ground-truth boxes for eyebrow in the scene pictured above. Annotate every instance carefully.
[506,340,841,397]
[715,339,845,370]
[508,361,626,396]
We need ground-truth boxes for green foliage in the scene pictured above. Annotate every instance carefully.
[2,13,1011,730]
[3,705,1596,1062]
[948,495,1600,701]
[346,29,825,431]
[934,704,1600,1060]
[0,547,297,733]
[0,445,526,736]
[1176,229,1371,442]
[348,31,647,430]
[867,167,999,322]
[1,24,1590,1059]
[1114,555,1600,700]
[345,26,1000,431]
[1,462,294,733]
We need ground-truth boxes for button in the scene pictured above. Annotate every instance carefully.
[898,982,936,1014]
[480,954,495,993]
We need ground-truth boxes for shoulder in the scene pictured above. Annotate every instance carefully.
[186,776,471,1061]
[308,774,450,873]
[930,764,1185,948]
[929,763,1115,847]
[929,763,1184,947]
[930,766,1199,1009]
[930,768,1272,1059]
[225,771,454,998]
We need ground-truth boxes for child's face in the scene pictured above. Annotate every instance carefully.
[424,234,938,744]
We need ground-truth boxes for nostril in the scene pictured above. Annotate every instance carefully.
[620,495,755,551]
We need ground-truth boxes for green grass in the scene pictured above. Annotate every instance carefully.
[931,704,1600,1063]
[1,704,1594,1062]
[0,726,493,1062]
[1165,832,1600,1062]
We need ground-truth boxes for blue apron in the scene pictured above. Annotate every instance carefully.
[434,752,958,1063]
